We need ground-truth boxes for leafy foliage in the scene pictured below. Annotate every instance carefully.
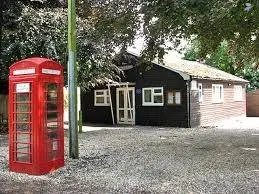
[183,40,200,61]
[0,121,8,134]
[184,39,259,90]
[242,67,259,90]
[141,0,259,64]
[1,0,259,89]
[1,1,128,89]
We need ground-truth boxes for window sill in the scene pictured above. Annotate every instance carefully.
[142,103,164,106]
[94,104,110,107]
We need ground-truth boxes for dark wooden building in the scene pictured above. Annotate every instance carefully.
[81,52,248,127]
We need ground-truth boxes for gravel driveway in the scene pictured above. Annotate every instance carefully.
[0,124,258,193]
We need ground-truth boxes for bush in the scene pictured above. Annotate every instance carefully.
[0,122,8,134]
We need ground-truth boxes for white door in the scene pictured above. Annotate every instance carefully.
[116,87,135,124]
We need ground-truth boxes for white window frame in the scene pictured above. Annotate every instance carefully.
[191,80,198,90]
[234,85,243,101]
[198,83,203,103]
[142,87,164,106]
[212,84,224,103]
[167,91,182,105]
[94,89,110,106]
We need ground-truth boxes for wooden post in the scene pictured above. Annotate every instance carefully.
[108,84,115,125]
[68,0,79,159]
[126,83,134,125]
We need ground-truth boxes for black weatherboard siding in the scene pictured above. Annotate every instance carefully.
[124,64,188,127]
[81,86,116,125]
[81,63,189,127]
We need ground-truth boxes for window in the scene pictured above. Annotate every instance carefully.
[191,80,197,90]
[94,89,110,106]
[142,87,163,106]
[234,85,243,101]
[167,91,182,105]
[198,83,203,103]
[212,84,224,103]
[14,83,32,163]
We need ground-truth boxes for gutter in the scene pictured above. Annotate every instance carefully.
[186,79,191,128]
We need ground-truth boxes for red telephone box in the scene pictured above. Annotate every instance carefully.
[9,57,64,175]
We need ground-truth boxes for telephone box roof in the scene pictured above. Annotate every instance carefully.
[9,57,63,76]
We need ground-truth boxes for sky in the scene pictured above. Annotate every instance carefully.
[127,36,189,64]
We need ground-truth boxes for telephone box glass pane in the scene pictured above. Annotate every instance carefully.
[48,141,59,160]
[16,143,30,153]
[16,93,30,102]
[16,123,30,131]
[16,113,30,122]
[52,141,58,151]
[16,134,31,143]
[16,104,30,112]
[47,112,58,121]
[47,102,57,111]
[17,153,31,163]
[48,131,58,140]
[47,84,58,101]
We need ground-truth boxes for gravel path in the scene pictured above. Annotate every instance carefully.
[0,126,258,193]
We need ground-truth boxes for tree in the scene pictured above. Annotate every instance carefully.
[0,1,125,89]
[1,0,258,88]
[184,39,259,90]
[140,0,259,64]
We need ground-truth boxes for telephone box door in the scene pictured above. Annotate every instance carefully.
[11,82,33,164]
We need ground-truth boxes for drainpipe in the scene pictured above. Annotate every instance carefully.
[186,80,191,128]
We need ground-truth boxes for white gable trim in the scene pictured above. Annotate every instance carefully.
[155,63,190,80]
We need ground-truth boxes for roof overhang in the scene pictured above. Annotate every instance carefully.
[107,80,135,86]
[191,76,249,83]
[156,63,190,81]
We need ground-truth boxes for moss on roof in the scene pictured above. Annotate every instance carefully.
[165,59,248,82]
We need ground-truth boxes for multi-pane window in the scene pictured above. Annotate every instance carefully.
[45,83,61,160]
[142,87,163,106]
[14,83,32,163]
[167,91,181,105]
[198,83,203,103]
[234,85,243,101]
[94,89,110,106]
[212,84,224,103]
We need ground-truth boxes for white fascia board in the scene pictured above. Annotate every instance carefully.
[155,63,190,80]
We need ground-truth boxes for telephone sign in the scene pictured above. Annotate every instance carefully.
[16,83,30,93]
